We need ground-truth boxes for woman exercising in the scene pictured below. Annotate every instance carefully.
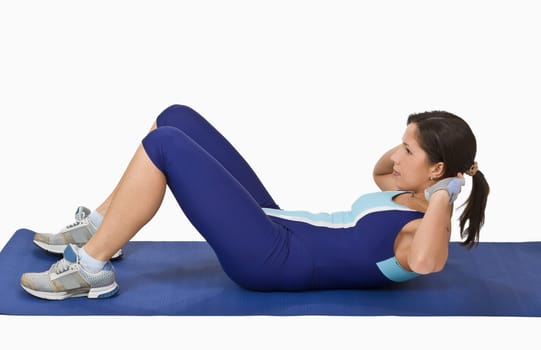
[20,104,490,299]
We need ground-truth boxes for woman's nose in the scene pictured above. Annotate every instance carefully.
[390,150,399,164]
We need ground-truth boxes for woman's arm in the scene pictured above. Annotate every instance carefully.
[373,145,400,191]
[407,190,453,274]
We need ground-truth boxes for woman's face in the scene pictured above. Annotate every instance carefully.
[390,123,435,193]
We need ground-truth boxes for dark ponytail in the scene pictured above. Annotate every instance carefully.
[459,170,490,248]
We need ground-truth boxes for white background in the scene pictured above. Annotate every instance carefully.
[1,1,539,348]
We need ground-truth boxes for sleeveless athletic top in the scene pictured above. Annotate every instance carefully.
[262,191,425,289]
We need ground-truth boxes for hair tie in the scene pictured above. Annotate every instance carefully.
[465,161,478,176]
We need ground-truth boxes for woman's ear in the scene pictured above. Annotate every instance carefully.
[430,162,445,180]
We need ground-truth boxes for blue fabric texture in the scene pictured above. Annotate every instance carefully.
[140,105,423,291]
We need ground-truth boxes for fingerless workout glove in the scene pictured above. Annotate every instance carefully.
[424,177,465,204]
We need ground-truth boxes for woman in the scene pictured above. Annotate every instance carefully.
[20,104,490,300]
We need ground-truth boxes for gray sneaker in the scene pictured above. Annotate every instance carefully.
[33,206,123,259]
[20,244,119,300]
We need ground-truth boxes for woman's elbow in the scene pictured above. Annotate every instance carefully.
[408,253,447,275]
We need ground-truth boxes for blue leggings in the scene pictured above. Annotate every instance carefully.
[142,105,313,291]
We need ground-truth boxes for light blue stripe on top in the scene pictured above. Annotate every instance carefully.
[262,191,413,228]
[376,256,419,282]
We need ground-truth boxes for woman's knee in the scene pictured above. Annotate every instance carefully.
[156,104,203,129]
[142,126,192,173]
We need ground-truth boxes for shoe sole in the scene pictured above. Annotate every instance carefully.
[32,240,123,259]
[21,282,120,300]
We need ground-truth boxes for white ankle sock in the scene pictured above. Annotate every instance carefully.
[79,247,106,273]
[88,210,104,228]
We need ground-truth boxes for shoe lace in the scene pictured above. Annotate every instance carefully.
[65,221,83,229]
[51,258,73,274]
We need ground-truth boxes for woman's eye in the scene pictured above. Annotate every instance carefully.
[401,143,413,155]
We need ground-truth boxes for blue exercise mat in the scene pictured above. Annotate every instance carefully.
[1,228,541,316]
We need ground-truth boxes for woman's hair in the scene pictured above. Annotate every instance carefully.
[407,111,490,248]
